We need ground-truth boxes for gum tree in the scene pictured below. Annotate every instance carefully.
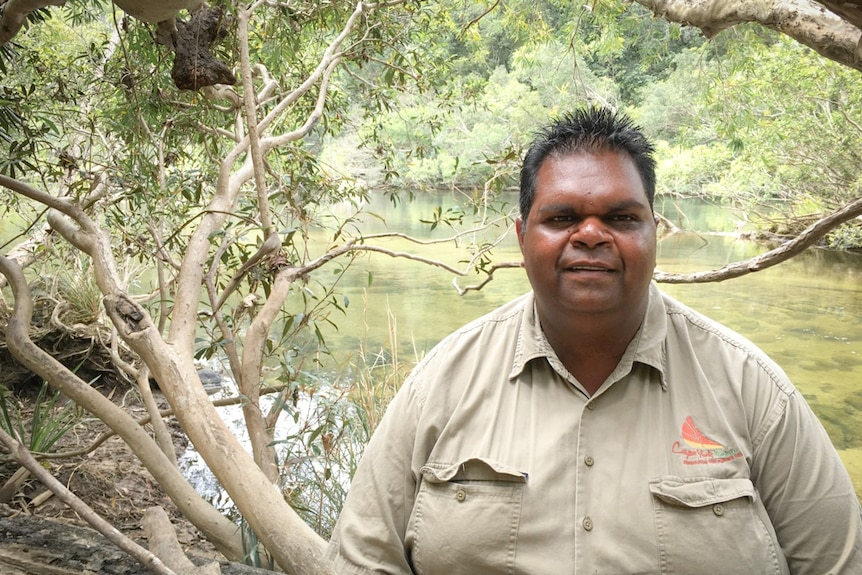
[0,2,471,573]
[2,1,862,573]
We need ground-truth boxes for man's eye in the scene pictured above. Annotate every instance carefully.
[610,215,636,222]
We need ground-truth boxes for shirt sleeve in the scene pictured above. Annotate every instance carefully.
[752,388,862,574]
[327,373,424,575]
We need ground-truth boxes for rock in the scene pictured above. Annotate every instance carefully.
[197,369,225,395]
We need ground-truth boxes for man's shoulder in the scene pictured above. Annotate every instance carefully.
[658,289,793,391]
[403,292,533,408]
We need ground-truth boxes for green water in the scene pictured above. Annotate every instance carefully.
[314,193,862,496]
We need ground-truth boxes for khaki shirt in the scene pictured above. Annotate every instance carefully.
[328,284,862,574]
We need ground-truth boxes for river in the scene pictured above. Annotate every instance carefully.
[3,188,859,507]
[309,192,862,497]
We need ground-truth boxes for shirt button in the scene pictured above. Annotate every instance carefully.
[586,401,596,410]
[456,489,467,502]
[584,455,595,467]
[582,517,593,531]
[713,504,724,516]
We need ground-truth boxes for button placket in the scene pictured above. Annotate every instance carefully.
[579,398,598,539]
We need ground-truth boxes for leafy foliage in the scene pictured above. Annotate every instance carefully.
[579,1,705,103]
[0,382,83,455]
[648,27,862,244]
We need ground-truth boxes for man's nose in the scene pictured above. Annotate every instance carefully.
[570,217,609,248]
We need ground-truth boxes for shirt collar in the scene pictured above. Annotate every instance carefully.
[510,292,554,379]
[509,283,668,388]
[631,283,668,388]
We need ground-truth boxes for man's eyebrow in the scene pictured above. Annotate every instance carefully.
[536,203,576,213]
[537,199,650,213]
[605,199,650,211]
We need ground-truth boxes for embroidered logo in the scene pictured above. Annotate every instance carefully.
[672,416,743,465]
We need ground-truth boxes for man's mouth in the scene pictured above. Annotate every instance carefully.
[564,261,614,272]
[567,265,611,271]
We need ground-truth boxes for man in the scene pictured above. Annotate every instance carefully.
[327,107,862,574]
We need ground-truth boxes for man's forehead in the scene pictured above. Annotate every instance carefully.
[534,152,648,198]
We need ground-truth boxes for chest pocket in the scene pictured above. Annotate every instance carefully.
[408,457,527,575]
[649,476,787,575]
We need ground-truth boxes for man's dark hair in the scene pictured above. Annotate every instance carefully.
[519,106,656,222]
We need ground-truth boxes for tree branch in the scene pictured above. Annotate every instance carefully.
[453,261,523,295]
[633,0,862,73]
[423,199,862,290]
[0,255,245,561]
[143,507,219,575]
[237,4,274,235]
[0,0,65,45]
[654,197,862,283]
[0,427,178,575]
[213,229,282,314]
[257,1,364,136]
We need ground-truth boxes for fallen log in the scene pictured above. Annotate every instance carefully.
[0,514,277,575]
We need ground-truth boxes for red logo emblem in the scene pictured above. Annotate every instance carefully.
[672,416,743,465]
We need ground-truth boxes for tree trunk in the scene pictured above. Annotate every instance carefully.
[633,0,862,73]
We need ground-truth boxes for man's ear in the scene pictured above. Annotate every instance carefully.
[516,217,526,252]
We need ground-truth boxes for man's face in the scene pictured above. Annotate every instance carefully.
[516,150,657,320]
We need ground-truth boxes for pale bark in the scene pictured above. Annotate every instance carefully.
[0,0,65,45]
[120,310,333,575]
[222,10,279,478]
[235,27,345,483]
[0,253,246,562]
[1,1,368,571]
[15,3,367,574]
[143,507,220,575]
[136,363,178,466]
[633,0,862,73]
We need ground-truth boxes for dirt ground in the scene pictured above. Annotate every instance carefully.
[0,386,225,566]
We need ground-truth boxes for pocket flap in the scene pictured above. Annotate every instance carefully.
[421,457,528,483]
[649,476,755,507]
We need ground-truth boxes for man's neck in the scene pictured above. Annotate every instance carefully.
[538,307,645,396]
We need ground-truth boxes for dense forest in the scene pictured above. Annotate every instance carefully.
[320,3,862,249]
[0,1,860,574]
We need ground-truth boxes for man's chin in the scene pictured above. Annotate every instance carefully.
[548,295,621,316]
